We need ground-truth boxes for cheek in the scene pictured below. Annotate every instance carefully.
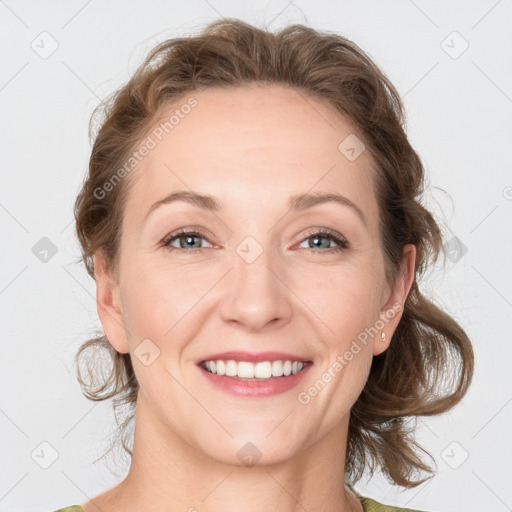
[119,258,200,342]
[117,262,184,350]
[303,263,383,343]
[118,266,200,395]
[301,268,378,419]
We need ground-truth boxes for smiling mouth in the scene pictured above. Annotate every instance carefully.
[199,359,312,380]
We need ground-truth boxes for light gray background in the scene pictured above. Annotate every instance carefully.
[1,1,511,511]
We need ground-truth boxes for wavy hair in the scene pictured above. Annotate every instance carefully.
[73,18,474,487]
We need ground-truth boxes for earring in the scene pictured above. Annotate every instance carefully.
[380,331,386,342]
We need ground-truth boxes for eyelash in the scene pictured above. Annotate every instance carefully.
[161,227,349,255]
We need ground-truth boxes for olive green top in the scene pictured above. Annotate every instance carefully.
[52,496,430,511]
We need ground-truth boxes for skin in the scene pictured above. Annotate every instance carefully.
[83,84,415,512]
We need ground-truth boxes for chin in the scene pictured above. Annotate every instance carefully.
[196,429,304,468]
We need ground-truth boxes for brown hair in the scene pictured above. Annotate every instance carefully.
[73,18,474,487]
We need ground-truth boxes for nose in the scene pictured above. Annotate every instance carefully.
[218,242,293,333]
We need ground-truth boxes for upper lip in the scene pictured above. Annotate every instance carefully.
[196,351,313,364]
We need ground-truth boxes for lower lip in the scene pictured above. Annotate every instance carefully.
[198,364,312,397]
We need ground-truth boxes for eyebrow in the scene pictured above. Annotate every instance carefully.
[144,190,368,228]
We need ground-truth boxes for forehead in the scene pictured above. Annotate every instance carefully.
[125,84,378,228]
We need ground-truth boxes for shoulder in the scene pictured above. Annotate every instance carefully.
[360,496,432,512]
[52,497,431,512]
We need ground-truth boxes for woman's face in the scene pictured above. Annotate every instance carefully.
[95,84,414,466]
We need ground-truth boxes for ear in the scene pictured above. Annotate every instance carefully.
[373,243,416,356]
[93,249,130,354]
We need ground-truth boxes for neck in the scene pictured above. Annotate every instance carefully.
[107,396,360,512]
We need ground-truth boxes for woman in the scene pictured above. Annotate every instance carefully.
[54,18,473,512]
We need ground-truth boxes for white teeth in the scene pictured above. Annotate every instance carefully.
[237,361,255,378]
[271,360,283,377]
[255,361,272,379]
[216,360,226,375]
[201,359,307,379]
[225,360,237,377]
